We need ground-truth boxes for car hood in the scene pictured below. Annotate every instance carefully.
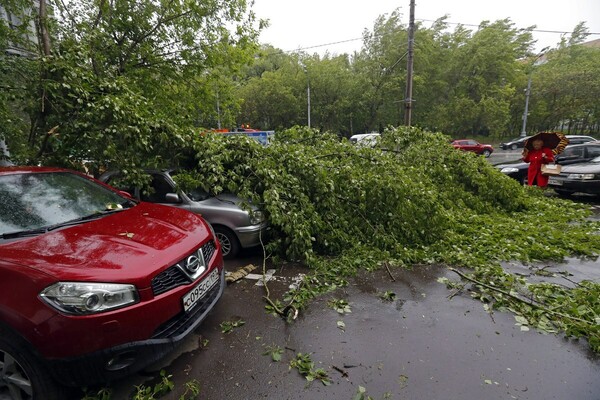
[0,203,209,288]
[561,163,600,173]
[199,192,258,211]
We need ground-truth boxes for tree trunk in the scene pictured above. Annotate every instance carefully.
[30,0,53,158]
[39,0,51,57]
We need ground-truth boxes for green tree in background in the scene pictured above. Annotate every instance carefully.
[528,24,600,134]
[2,0,263,176]
[2,2,599,169]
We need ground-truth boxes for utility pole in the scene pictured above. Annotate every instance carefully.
[307,75,311,129]
[520,76,532,137]
[216,90,222,129]
[520,47,549,137]
[404,0,415,126]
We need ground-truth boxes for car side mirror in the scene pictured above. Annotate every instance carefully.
[118,190,133,199]
[164,193,181,203]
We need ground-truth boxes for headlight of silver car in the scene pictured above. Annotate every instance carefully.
[40,282,139,315]
[568,173,596,180]
[500,167,519,173]
[250,210,265,225]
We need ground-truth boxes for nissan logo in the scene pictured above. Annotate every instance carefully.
[185,254,201,273]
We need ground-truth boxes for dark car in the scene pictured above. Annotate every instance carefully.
[99,169,268,259]
[500,136,531,150]
[0,167,224,399]
[451,139,494,157]
[496,141,600,184]
[547,156,600,196]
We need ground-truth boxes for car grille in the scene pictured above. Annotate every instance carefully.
[151,274,222,339]
[151,241,217,296]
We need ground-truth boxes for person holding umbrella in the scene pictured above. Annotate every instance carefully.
[521,132,568,187]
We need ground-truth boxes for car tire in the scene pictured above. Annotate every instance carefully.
[554,189,574,197]
[520,175,528,185]
[0,327,65,400]
[214,226,241,259]
[511,144,518,150]
[482,150,491,157]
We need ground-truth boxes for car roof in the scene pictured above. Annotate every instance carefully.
[565,135,596,139]
[565,141,600,147]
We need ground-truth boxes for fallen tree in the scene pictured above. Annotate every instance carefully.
[177,126,600,351]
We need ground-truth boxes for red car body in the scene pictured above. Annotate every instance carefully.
[451,139,494,157]
[0,167,224,393]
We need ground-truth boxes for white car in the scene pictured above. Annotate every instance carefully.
[350,133,380,147]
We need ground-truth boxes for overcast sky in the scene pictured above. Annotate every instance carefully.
[252,0,600,55]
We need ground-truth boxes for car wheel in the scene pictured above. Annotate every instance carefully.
[214,226,241,259]
[520,175,528,185]
[0,327,64,400]
[554,189,574,198]
[482,149,491,157]
[511,144,518,150]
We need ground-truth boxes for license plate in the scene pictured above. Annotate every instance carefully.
[182,269,219,312]
[548,177,562,186]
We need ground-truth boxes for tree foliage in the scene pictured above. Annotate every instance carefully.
[178,126,600,351]
[2,0,263,171]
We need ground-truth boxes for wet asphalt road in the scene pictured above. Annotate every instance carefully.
[102,250,600,400]
[85,149,600,400]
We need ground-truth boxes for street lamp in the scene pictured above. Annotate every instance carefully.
[520,47,549,137]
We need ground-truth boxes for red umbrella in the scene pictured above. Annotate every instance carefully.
[524,131,569,155]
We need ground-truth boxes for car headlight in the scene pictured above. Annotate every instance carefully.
[250,210,265,225]
[500,167,519,173]
[40,282,139,315]
[568,173,596,180]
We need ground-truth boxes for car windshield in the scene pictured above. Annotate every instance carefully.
[0,171,133,235]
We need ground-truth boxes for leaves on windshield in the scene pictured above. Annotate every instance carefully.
[106,203,123,210]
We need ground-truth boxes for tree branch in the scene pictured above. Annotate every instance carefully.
[448,267,593,326]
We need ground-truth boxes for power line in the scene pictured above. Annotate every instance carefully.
[276,37,364,54]
[266,18,600,57]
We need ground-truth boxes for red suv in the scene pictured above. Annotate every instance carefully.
[0,167,224,399]
[451,139,494,157]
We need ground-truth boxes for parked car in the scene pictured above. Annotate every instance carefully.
[99,169,267,259]
[500,136,531,150]
[451,139,494,157]
[495,141,600,184]
[0,167,224,399]
[547,156,600,196]
[350,133,380,147]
